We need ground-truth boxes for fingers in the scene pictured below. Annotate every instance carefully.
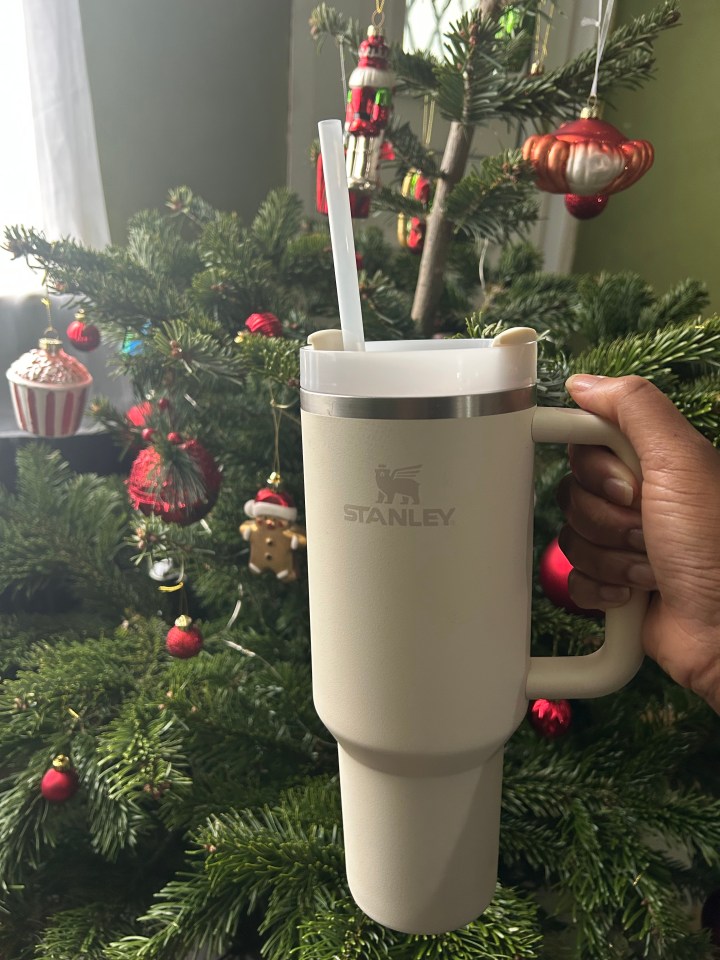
[556,471,642,550]
[567,444,640,509]
[559,525,655,591]
[565,374,698,467]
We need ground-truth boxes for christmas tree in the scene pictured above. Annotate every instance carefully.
[3,2,720,958]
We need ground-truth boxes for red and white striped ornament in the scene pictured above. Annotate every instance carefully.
[6,336,93,438]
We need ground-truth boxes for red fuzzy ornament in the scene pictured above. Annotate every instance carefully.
[166,615,203,659]
[41,755,79,803]
[539,537,583,614]
[126,401,154,427]
[528,699,572,739]
[127,438,222,526]
[245,312,283,338]
[66,310,101,352]
[564,193,609,220]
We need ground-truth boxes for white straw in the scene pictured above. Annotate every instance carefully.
[318,119,366,352]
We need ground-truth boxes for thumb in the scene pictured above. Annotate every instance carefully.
[565,374,697,465]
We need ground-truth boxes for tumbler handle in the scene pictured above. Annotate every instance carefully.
[527,407,648,700]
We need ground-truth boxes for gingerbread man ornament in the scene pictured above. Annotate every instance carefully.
[240,487,307,582]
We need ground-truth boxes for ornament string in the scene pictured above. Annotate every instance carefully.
[421,95,436,147]
[531,0,556,74]
[372,0,385,31]
[584,0,616,102]
[41,296,58,338]
[338,38,348,115]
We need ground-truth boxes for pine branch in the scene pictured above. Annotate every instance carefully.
[569,315,720,389]
[309,3,363,52]
[445,151,538,243]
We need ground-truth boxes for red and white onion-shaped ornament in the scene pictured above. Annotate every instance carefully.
[528,698,572,739]
[397,169,434,253]
[41,754,79,803]
[127,438,222,526]
[6,335,93,438]
[522,105,654,219]
[66,309,101,352]
[165,615,204,659]
[244,312,284,338]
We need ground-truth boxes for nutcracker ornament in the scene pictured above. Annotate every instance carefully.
[397,168,434,253]
[6,299,92,438]
[240,477,307,582]
[316,0,394,221]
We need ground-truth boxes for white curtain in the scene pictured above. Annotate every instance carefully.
[0,0,128,437]
[0,0,110,294]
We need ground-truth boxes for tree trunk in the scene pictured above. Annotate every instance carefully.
[477,0,506,18]
[411,121,475,337]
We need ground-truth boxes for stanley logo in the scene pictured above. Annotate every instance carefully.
[343,464,455,527]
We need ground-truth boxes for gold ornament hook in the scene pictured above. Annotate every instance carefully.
[372,0,385,30]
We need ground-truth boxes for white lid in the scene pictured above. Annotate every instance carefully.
[300,335,537,398]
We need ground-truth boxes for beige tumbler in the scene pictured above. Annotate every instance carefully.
[299,329,647,935]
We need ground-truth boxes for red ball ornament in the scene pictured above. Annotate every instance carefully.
[564,193,609,220]
[41,755,79,803]
[523,112,653,199]
[244,312,283,338]
[528,699,572,739]
[701,889,720,947]
[141,427,155,442]
[127,438,222,526]
[539,537,583,614]
[166,615,203,659]
[66,310,101,352]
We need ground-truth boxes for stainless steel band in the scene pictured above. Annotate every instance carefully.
[299,385,536,420]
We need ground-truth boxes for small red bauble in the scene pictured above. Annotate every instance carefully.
[564,193,609,220]
[41,755,79,803]
[126,438,222,526]
[539,537,583,614]
[166,615,203,659]
[166,432,183,444]
[528,699,572,739]
[66,310,101,352]
[244,312,283,338]
[141,427,155,442]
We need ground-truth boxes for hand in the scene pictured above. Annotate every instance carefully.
[557,374,720,711]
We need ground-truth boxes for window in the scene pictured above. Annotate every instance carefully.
[404,0,475,55]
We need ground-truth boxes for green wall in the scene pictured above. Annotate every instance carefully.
[572,0,720,314]
[79,0,292,241]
